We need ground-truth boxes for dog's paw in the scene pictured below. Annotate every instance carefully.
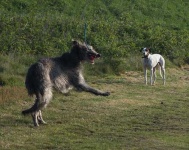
[102,92,110,96]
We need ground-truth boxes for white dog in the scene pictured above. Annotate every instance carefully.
[141,47,165,85]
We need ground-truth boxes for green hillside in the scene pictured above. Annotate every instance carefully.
[0,0,189,64]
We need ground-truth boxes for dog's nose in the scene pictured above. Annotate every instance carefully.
[96,54,101,58]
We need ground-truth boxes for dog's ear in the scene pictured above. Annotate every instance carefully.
[72,40,79,46]
[148,48,152,53]
[83,42,87,46]
[144,47,150,52]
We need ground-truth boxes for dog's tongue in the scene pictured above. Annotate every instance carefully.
[90,55,95,60]
[89,55,95,64]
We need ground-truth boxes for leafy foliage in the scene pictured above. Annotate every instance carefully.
[0,0,189,64]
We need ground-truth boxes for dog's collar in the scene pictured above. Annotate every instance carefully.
[142,53,150,59]
[142,55,149,59]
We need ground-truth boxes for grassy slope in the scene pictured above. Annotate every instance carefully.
[0,67,189,149]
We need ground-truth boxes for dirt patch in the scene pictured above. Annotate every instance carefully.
[0,87,27,104]
[181,64,189,70]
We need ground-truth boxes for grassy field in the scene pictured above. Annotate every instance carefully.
[0,66,189,150]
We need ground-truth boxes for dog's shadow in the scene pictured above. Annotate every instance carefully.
[0,112,38,128]
[1,116,21,127]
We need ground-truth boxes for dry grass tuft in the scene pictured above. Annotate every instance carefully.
[0,86,27,104]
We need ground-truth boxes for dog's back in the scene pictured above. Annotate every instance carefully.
[151,54,165,68]
[144,54,165,68]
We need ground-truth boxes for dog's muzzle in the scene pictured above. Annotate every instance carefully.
[88,53,101,64]
[88,53,101,58]
[96,53,101,58]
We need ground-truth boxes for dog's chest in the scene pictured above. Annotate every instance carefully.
[143,56,159,68]
[143,58,152,68]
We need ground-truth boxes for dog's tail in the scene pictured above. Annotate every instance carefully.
[22,100,38,115]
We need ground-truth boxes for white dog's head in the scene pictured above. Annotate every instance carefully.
[141,47,150,58]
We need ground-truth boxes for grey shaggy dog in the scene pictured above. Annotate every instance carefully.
[22,40,110,126]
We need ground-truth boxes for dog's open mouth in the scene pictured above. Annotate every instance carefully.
[88,53,101,64]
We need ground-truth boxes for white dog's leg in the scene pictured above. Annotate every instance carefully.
[161,67,166,85]
[150,68,153,85]
[153,68,156,85]
[159,67,163,78]
[144,67,147,85]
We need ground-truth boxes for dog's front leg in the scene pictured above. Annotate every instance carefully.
[77,83,110,96]
[144,67,147,85]
[153,67,156,85]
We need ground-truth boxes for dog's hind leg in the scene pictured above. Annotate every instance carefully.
[161,67,166,85]
[31,112,39,127]
[30,97,44,126]
[36,87,53,125]
[159,61,165,85]
[159,57,166,85]
[152,68,156,85]
[31,110,46,126]
[30,87,52,126]
[159,67,163,78]
[37,110,47,124]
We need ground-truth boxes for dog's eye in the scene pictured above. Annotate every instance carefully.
[83,46,88,51]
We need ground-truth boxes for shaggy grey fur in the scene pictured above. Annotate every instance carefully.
[22,40,110,126]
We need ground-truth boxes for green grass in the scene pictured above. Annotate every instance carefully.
[0,67,189,150]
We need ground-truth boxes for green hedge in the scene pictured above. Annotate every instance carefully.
[0,0,189,65]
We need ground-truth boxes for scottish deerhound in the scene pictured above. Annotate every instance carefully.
[22,40,110,126]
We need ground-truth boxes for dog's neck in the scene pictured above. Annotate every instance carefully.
[58,52,82,69]
[142,53,150,59]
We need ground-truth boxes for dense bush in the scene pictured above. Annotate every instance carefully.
[0,0,189,64]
